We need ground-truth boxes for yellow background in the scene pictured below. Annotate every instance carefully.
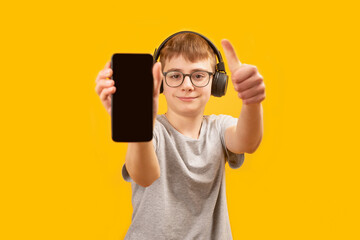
[1,0,359,239]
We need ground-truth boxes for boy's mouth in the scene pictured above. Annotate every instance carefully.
[177,96,198,102]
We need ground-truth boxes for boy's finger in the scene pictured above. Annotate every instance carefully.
[103,68,112,78]
[156,62,163,91]
[99,87,115,101]
[95,79,114,95]
[95,69,112,83]
[221,39,242,73]
[152,62,162,95]
[104,60,111,70]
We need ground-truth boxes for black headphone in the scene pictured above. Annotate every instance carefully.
[153,31,228,97]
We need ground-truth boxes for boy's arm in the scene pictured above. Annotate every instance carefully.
[125,141,160,187]
[225,103,263,154]
[220,39,265,154]
[124,61,162,188]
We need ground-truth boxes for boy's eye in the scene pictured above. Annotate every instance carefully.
[193,73,206,80]
[169,73,182,79]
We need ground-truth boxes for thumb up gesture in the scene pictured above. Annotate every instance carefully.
[221,39,265,105]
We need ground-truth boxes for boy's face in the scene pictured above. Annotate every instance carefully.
[162,55,214,117]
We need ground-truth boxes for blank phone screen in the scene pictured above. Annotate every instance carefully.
[111,53,154,142]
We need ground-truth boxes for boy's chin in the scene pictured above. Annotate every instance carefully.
[173,106,205,117]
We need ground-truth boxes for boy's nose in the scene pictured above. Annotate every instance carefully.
[181,75,194,90]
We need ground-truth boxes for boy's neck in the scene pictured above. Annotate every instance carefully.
[164,111,204,140]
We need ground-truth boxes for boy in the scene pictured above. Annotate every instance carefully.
[95,31,265,239]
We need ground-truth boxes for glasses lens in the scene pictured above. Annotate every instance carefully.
[166,71,183,87]
[191,71,210,87]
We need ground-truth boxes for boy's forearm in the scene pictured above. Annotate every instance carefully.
[125,141,160,187]
[236,103,264,153]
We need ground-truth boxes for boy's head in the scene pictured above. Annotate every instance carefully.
[159,32,217,73]
[154,31,228,98]
[156,32,218,117]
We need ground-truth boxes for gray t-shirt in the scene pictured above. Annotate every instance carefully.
[122,114,245,240]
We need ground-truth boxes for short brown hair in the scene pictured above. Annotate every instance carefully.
[159,32,217,72]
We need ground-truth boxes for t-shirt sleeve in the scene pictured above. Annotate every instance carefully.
[217,114,245,169]
[122,163,132,182]
[121,118,160,182]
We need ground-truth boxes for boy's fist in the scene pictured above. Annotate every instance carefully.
[221,39,265,105]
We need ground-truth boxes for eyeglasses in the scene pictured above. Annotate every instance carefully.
[162,71,214,88]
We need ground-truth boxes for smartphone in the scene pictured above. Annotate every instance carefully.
[111,53,154,142]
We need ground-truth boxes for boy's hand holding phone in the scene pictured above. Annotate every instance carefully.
[95,54,163,142]
[95,60,162,119]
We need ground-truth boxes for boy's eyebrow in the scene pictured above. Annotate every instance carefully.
[167,68,210,72]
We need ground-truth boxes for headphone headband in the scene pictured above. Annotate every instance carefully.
[153,31,226,72]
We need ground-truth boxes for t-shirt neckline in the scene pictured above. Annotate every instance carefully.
[160,114,207,141]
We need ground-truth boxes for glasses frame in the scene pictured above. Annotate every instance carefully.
[162,70,214,88]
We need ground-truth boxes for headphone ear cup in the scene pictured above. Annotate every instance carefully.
[211,72,228,97]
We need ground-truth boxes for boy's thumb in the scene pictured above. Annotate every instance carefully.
[153,62,162,92]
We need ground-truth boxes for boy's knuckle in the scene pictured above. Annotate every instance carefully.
[250,65,258,74]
